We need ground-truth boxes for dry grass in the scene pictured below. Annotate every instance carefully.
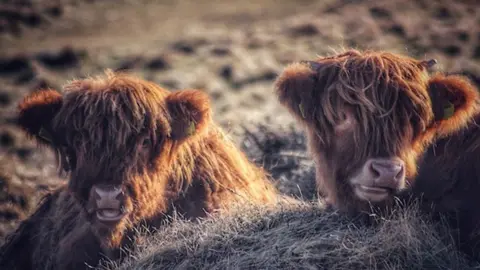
[103,200,478,270]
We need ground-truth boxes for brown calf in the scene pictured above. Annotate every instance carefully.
[274,50,480,258]
[0,70,279,269]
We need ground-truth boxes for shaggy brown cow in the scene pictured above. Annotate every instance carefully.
[0,70,279,269]
[275,49,480,258]
[274,49,478,215]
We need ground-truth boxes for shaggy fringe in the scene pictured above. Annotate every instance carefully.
[57,70,170,170]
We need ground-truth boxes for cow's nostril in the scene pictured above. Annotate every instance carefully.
[369,163,381,177]
[115,191,123,200]
[395,165,405,180]
[94,190,101,200]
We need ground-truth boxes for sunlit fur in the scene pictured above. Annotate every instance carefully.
[1,70,280,269]
[275,49,479,214]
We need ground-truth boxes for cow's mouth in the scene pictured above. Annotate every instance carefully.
[354,184,391,202]
[96,208,126,222]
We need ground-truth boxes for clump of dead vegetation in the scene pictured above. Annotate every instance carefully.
[103,200,478,270]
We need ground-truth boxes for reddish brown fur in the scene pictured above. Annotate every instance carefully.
[274,49,479,214]
[0,70,280,269]
[275,49,480,258]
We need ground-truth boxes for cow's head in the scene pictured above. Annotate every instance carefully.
[18,70,212,246]
[275,50,479,213]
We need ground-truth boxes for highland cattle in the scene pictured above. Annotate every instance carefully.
[0,70,280,269]
[274,49,480,257]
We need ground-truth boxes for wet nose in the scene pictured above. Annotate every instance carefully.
[93,185,123,209]
[369,159,405,188]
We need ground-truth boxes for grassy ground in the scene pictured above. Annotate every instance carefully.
[103,200,478,270]
[0,0,479,266]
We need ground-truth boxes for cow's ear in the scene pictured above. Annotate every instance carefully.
[165,89,212,141]
[427,73,479,137]
[274,61,322,125]
[17,89,63,146]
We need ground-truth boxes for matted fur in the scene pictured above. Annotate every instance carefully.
[275,49,479,213]
[0,70,281,269]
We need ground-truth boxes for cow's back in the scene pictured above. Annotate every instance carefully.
[412,113,480,259]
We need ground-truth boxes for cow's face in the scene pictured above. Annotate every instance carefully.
[18,71,212,242]
[275,50,479,212]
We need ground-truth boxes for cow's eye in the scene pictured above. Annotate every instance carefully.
[142,138,152,148]
[335,110,354,133]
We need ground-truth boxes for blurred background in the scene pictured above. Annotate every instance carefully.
[0,0,478,243]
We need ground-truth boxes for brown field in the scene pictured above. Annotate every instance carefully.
[0,0,479,268]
